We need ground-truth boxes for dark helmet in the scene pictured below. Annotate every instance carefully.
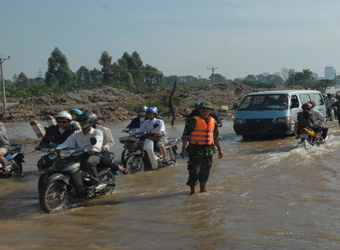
[146,107,158,114]
[302,103,312,111]
[76,112,97,123]
[137,105,148,112]
[69,109,83,116]
[308,101,316,108]
[327,93,332,97]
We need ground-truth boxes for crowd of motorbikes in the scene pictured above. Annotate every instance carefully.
[0,124,178,214]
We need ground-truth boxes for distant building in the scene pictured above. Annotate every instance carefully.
[263,72,269,76]
[325,66,336,79]
[288,69,295,75]
[311,72,318,80]
[274,72,281,77]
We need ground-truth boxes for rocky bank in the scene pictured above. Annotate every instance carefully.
[0,81,256,124]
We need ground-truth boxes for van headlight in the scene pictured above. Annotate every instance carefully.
[234,118,245,124]
[274,117,291,123]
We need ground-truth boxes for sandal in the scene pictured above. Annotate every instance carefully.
[120,167,128,175]
[163,158,169,163]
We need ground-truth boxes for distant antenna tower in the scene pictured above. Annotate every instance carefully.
[37,68,43,78]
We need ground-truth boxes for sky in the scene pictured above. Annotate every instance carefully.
[1,0,340,81]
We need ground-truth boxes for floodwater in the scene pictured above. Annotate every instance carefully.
[1,120,340,249]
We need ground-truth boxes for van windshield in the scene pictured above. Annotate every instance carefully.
[238,94,288,110]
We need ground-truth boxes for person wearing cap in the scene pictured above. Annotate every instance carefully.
[186,102,222,127]
[180,101,224,195]
[69,109,83,130]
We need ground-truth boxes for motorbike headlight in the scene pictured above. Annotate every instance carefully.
[234,118,245,124]
[274,117,291,123]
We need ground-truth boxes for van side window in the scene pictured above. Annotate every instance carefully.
[309,93,324,106]
[291,95,299,107]
[299,94,311,104]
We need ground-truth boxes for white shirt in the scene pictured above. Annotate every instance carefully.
[137,118,166,135]
[57,127,103,152]
[325,98,336,108]
[95,124,115,150]
[309,108,326,125]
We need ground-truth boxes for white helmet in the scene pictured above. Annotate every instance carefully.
[56,111,72,120]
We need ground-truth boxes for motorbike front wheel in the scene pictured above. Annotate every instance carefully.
[125,155,144,174]
[121,148,129,165]
[39,181,69,213]
[10,160,22,177]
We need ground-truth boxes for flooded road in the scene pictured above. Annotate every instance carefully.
[1,120,340,249]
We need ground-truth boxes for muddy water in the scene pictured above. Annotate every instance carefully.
[1,120,340,249]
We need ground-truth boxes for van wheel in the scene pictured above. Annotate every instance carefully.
[242,135,251,140]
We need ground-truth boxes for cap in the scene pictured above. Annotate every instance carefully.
[197,102,214,109]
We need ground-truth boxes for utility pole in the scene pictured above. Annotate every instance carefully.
[0,55,10,111]
[207,66,218,84]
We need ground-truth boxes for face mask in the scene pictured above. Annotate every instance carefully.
[81,123,92,130]
[139,112,146,116]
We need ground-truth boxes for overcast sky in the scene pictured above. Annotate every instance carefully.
[2,0,340,81]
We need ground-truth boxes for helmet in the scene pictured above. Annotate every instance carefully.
[76,112,97,123]
[302,103,312,111]
[137,105,148,112]
[308,101,316,108]
[146,107,158,114]
[327,93,332,97]
[194,102,200,108]
[69,109,83,116]
[56,111,72,120]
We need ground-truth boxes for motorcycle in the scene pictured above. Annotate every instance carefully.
[119,128,138,165]
[0,144,25,177]
[124,132,178,174]
[326,108,336,121]
[37,143,60,173]
[298,127,319,149]
[38,138,117,213]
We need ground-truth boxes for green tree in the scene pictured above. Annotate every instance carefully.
[99,51,113,84]
[14,72,30,89]
[76,66,91,86]
[301,69,313,89]
[45,47,76,86]
[312,79,334,93]
[89,68,102,83]
[144,64,164,87]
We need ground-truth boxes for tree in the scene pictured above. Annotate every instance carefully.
[301,69,313,89]
[245,74,256,82]
[14,72,30,89]
[312,79,334,93]
[45,47,76,86]
[76,66,90,86]
[281,67,289,87]
[144,64,164,87]
[99,51,113,84]
[89,68,102,83]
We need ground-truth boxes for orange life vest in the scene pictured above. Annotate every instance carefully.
[189,116,215,145]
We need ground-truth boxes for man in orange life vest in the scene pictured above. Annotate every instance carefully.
[180,102,224,195]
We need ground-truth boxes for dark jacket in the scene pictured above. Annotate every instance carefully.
[186,110,222,127]
[297,111,315,128]
[38,123,79,146]
[126,116,147,130]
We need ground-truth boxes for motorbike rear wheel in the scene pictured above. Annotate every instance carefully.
[125,155,144,174]
[10,160,22,177]
[39,181,69,213]
[166,147,177,166]
[101,169,116,195]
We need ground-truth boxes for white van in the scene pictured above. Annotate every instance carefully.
[233,90,326,139]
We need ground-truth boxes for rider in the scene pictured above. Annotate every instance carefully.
[330,95,340,126]
[56,112,103,193]
[0,122,9,174]
[35,111,79,151]
[325,93,337,119]
[297,103,321,138]
[91,114,128,175]
[122,105,148,132]
[187,102,222,127]
[308,101,328,143]
[68,109,83,130]
[136,107,168,162]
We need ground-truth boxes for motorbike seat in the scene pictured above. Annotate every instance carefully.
[166,138,177,145]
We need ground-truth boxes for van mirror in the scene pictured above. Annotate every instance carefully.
[291,103,299,109]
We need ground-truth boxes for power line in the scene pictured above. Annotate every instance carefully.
[207,66,218,84]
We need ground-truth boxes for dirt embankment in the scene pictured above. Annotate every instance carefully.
[0,81,256,124]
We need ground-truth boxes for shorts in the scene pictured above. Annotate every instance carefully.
[0,147,8,156]
[186,155,213,186]
[151,135,167,147]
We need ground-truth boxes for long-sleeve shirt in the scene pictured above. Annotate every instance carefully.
[325,98,336,108]
[57,128,103,152]
[95,124,115,150]
[309,108,326,125]
[136,118,166,135]
[0,123,9,148]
